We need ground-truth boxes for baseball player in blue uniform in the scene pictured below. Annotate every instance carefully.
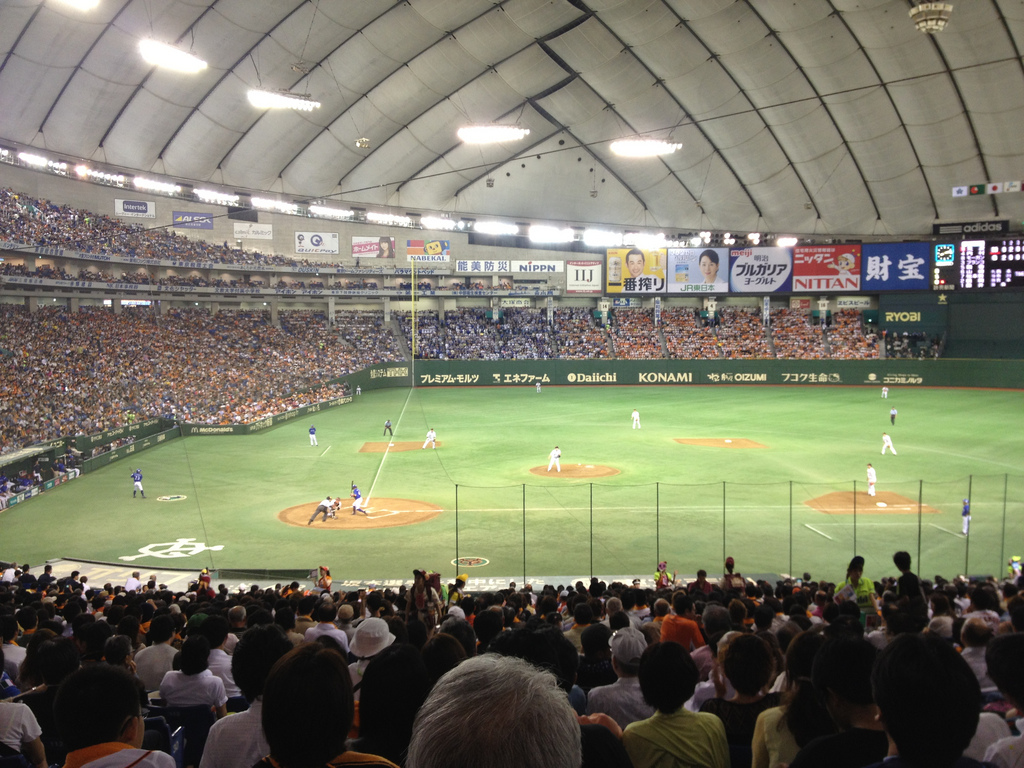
[962,498,971,536]
[351,484,368,515]
[309,425,318,446]
[131,469,145,498]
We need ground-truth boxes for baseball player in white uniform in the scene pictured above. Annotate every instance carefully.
[866,463,877,496]
[536,382,542,393]
[422,428,436,449]
[881,432,897,455]
[881,386,888,398]
[632,409,641,429]
[547,446,561,472]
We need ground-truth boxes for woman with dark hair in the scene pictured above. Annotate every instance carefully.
[259,644,398,768]
[348,644,431,766]
[700,633,781,760]
[377,237,394,259]
[751,631,834,768]
[158,636,227,717]
[16,629,57,691]
[622,642,728,768]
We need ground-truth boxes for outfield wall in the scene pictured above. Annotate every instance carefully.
[353,359,1024,390]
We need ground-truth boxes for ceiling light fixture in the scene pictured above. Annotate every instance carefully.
[248,89,320,111]
[139,39,208,73]
[457,125,530,144]
[610,139,681,158]
[366,212,411,227]
[18,152,48,168]
[420,216,458,231]
[528,225,574,244]
[134,177,181,195]
[308,205,354,220]
[624,232,666,250]
[474,221,519,236]
[776,236,798,248]
[583,229,624,248]
[909,3,953,33]
[251,197,299,215]
[54,0,100,9]
[195,189,239,206]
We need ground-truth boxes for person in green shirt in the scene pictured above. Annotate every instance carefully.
[838,555,878,622]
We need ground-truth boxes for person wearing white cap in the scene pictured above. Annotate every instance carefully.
[585,625,655,729]
[348,617,396,701]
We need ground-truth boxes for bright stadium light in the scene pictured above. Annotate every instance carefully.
[195,188,239,205]
[583,229,624,248]
[251,197,299,215]
[139,39,208,74]
[528,225,574,244]
[420,216,457,231]
[457,125,530,144]
[134,176,181,195]
[366,212,412,227]
[610,139,681,158]
[308,204,354,220]
[474,221,519,236]
[247,89,320,111]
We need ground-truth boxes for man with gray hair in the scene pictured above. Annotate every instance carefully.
[407,654,581,768]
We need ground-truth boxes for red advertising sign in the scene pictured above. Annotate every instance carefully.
[792,245,861,292]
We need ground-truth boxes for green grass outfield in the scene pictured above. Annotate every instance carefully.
[5,385,1023,584]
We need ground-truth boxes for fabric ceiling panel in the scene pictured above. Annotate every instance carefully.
[502,0,586,40]
[449,5,535,66]
[492,46,574,101]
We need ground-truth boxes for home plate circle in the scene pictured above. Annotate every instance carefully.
[876,502,888,507]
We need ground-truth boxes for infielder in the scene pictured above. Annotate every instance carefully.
[866,463,877,497]
[632,409,641,429]
[881,386,889,398]
[890,407,897,425]
[309,425,318,446]
[131,468,145,499]
[307,496,333,525]
[547,446,561,472]
[422,428,436,449]
[881,432,897,455]
[962,498,971,536]
[351,484,368,516]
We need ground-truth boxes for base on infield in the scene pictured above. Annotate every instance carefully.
[528,464,620,478]
[674,438,767,449]
[804,491,940,515]
[279,498,444,528]
[360,441,441,452]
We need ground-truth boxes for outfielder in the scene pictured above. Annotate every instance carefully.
[131,468,145,499]
[632,409,641,429]
[866,463,877,497]
[881,386,888,398]
[309,425,318,446]
[962,498,971,536]
[547,446,561,472]
[422,428,436,449]
[890,407,897,425]
[351,484,368,516]
[881,433,897,455]
[536,382,542,393]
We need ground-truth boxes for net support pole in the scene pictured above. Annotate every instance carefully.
[522,483,527,586]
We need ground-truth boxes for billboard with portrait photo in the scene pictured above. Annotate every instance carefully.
[606,248,666,294]
[667,248,730,293]
[352,236,396,259]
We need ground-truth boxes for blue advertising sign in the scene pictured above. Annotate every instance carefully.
[861,243,930,291]
[729,247,793,292]
[172,212,215,230]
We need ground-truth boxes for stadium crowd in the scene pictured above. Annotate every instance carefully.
[716,308,772,359]
[662,308,719,359]
[828,310,879,359]
[608,310,662,359]
[0,305,403,454]
[0,555,1020,768]
[770,309,827,360]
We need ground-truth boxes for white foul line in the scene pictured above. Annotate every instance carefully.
[368,387,415,503]
[319,446,331,457]
[803,524,834,540]
[928,523,963,538]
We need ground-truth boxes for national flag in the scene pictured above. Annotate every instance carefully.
[952,186,968,197]
[969,184,987,195]
[987,182,1004,194]
[1004,181,1022,193]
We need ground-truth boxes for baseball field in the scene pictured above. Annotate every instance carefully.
[4,384,1023,586]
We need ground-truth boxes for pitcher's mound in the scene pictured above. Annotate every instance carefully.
[528,464,620,478]
[361,442,441,452]
[805,491,940,515]
[279,498,443,528]
[675,438,767,449]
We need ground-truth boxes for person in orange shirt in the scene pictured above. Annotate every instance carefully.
[660,592,706,652]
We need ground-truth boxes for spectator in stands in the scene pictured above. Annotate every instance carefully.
[984,632,1024,766]
[585,625,654,728]
[660,592,707,651]
[406,654,581,768]
[196,615,241,698]
[158,635,228,718]
[199,625,293,768]
[419,633,466,687]
[259,644,398,768]
[0,646,46,768]
[303,601,350,653]
[621,641,729,768]
[133,615,178,691]
[54,664,174,768]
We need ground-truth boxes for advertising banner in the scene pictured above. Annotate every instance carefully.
[861,243,930,291]
[406,240,450,262]
[233,222,273,240]
[352,236,396,259]
[729,247,792,292]
[295,231,339,255]
[836,296,872,309]
[500,298,533,307]
[666,248,729,293]
[606,248,666,294]
[172,212,214,229]
[566,260,602,294]
[455,259,511,273]
[115,199,155,219]
[511,260,564,273]
[792,245,861,291]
